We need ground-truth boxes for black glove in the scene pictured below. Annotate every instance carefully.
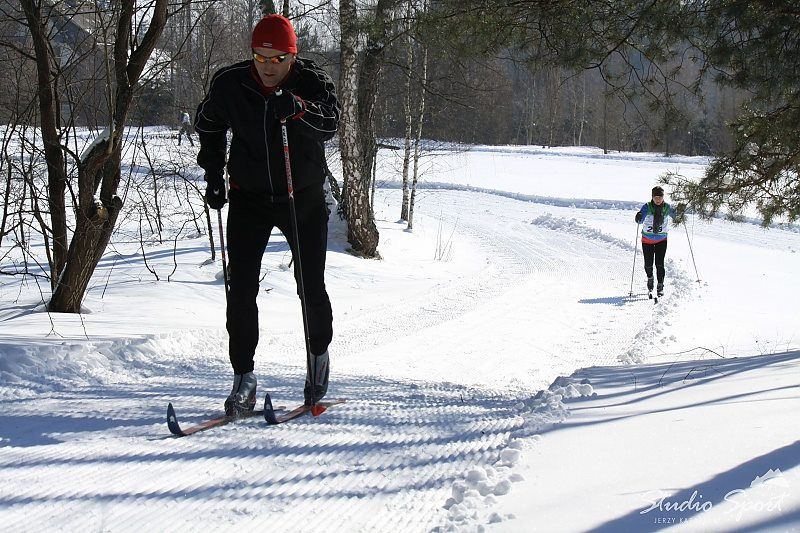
[673,203,687,225]
[635,212,643,224]
[205,177,227,210]
[273,91,305,121]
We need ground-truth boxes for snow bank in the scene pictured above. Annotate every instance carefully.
[530,213,634,250]
[439,376,594,531]
[490,351,800,531]
[0,329,225,397]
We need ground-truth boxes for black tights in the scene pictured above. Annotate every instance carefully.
[642,240,667,284]
[225,186,333,374]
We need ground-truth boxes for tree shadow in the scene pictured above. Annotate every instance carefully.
[565,350,800,413]
[542,350,800,532]
[579,293,651,305]
[587,440,800,532]
[0,362,523,526]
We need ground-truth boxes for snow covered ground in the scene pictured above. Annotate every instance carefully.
[0,135,798,532]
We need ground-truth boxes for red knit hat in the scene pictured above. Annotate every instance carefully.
[251,15,297,54]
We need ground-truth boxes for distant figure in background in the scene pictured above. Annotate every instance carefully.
[634,186,678,297]
[177,111,194,146]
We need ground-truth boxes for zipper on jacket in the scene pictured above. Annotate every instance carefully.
[263,97,275,196]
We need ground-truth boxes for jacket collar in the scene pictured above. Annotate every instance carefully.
[242,60,301,96]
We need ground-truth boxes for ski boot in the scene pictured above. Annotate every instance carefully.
[304,351,330,407]
[657,282,664,298]
[224,371,257,417]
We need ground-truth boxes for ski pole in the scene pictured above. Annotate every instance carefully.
[276,91,318,414]
[684,223,701,282]
[629,223,640,296]
[217,209,229,298]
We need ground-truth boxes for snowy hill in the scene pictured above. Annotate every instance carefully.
[0,136,798,531]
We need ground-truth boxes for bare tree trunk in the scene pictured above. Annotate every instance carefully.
[355,0,393,252]
[547,68,560,148]
[1,159,11,245]
[338,0,359,214]
[662,79,674,157]
[0,128,16,246]
[370,152,377,211]
[407,44,428,231]
[400,0,414,221]
[260,1,277,16]
[21,0,68,291]
[248,0,258,36]
[577,72,586,146]
[338,0,381,257]
[571,77,578,146]
[602,90,609,154]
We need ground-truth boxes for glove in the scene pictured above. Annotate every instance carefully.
[273,91,305,121]
[205,177,227,210]
[635,212,643,224]
[673,203,687,225]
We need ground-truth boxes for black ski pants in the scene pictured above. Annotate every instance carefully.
[225,186,332,375]
[642,239,667,284]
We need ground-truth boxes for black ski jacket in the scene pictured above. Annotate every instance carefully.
[195,58,339,202]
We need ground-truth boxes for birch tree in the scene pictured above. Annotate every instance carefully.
[338,0,401,256]
[406,42,428,231]
[399,0,414,222]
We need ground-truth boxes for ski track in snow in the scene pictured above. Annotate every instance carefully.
[0,365,532,532]
[351,190,695,383]
[1,188,696,531]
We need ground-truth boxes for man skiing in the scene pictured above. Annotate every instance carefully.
[177,111,194,146]
[195,14,339,416]
[634,186,679,298]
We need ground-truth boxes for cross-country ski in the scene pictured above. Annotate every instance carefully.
[166,402,272,437]
[262,394,346,425]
